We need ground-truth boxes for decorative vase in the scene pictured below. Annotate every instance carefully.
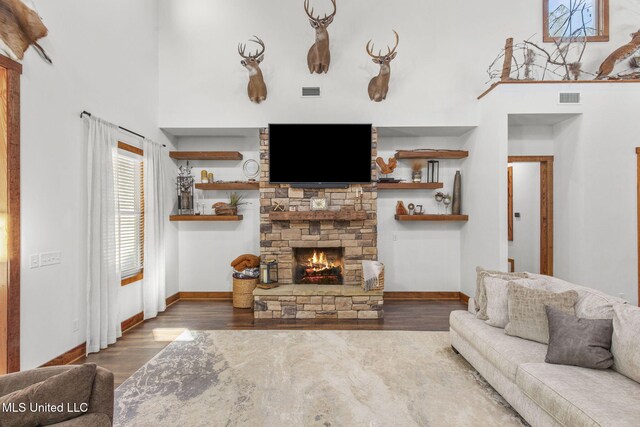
[412,170,422,183]
[452,171,462,215]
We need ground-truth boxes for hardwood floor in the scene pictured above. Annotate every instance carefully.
[79,299,466,387]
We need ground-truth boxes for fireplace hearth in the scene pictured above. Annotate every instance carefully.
[294,248,344,285]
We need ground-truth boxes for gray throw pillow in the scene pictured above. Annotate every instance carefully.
[545,305,614,369]
[505,283,579,344]
[0,363,96,427]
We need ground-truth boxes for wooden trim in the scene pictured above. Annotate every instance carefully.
[166,292,180,306]
[170,215,243,222]
[459,292,470,304]
[269,210,368,221]
[508,258,515,273]
[121,312,144,333]
[508,166,514,241]
[169,151,243,161]
[543,0,609,43]
[0,55,22,74]
[508,156,554,275]
[121,270,144,286]
[40,343,86,367]
[118,141,143,156]
[637,148,640,306]
[477,78,640,100]
[178,291,233,301]
[383,291,462,301]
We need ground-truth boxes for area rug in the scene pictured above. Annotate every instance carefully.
[114,330,526,426]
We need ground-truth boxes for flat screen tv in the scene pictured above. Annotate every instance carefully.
[269,124,372,187]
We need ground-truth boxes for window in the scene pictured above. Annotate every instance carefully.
[544,0,609,42]
[115,142,144,285]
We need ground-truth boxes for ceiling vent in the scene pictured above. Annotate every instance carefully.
[302,87,321,97]
[559,92,580,104]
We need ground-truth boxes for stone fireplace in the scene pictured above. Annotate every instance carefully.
[293,247,344,285]
[252,128,383,319]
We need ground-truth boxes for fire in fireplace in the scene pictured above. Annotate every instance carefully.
[293,248,344,285]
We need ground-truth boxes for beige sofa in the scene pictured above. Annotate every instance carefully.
[0,365,114,426]
[450,274,640,427]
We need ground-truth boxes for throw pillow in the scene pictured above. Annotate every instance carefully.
[0,363,97,427]
[475,267,527,320]
[504,283,579,344]
[545,305,614,369]
[484,277,547,328]
[611,304,640,383]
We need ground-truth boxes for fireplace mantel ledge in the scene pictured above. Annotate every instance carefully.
[268,210,368,221]
[253,284,382,297]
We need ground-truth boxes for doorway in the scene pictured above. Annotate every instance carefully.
[0,55,21,374]
[507,156,554,275]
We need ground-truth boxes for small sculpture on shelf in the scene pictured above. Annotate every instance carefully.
[200,170,209,183]
[395,200,408,216]
[176,162,195,215]
[213,192,248,216]
[376,156,397,175]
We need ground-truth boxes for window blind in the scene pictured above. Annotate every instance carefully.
[115,152,144,279]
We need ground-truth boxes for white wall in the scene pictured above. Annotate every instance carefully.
[158,0,640,129]
[19,0,176,369]
[174,136,260,291]
[508,163,541,274]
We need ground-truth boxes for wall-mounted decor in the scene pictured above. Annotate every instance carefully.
[366,30,399,102]
[243,159,260,181]
[176,163,195,215]
[376,156,397,175]
[304,0,336,74]
[595,30,640,80]
[0,0,52,63]
[310,197,328,211]
[238,36,267,103]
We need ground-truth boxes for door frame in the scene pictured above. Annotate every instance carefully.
[636,148,640,305]
[508,156,554,276]
[0,54,21,373]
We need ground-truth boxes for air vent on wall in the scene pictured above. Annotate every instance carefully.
[559,92,580,104]
[302,87,321,97]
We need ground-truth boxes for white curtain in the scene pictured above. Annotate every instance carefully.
[85,116,122,354]
[142,138,167,319]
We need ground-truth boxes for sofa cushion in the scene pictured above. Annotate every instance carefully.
[505,283,578,344]
[545,306,613,369]
[516,363,640,427]
[528,273,626,319]
[475,267,527,320]
[0,364,97,427]
[54,413,112,427]
[611,303,640,382]
[450,310,547,382]
[484,277,546,328]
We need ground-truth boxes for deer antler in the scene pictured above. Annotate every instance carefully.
[367,30,399,59]
[304,0,336,21]
[238,36,265,59]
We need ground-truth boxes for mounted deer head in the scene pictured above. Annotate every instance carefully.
[0,0,52,63]
[304,0,336,74]
[366,30,399,102]
[238,36,267,104]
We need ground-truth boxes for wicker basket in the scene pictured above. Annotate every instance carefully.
[361,265,385,291]
[233,277,258,308]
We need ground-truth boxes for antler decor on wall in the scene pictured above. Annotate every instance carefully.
[238,36,267,104]
[0,0,51,63]
[304,0,336,74]
[366,30,399,102]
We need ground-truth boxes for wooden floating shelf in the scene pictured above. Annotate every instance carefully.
[378,182,444,190]
[169,151,243,161]
[395,214,469,222]
[195,182,259,190]
[269,210,368,221]
[170,215,243,222]
[395,150,469,160]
